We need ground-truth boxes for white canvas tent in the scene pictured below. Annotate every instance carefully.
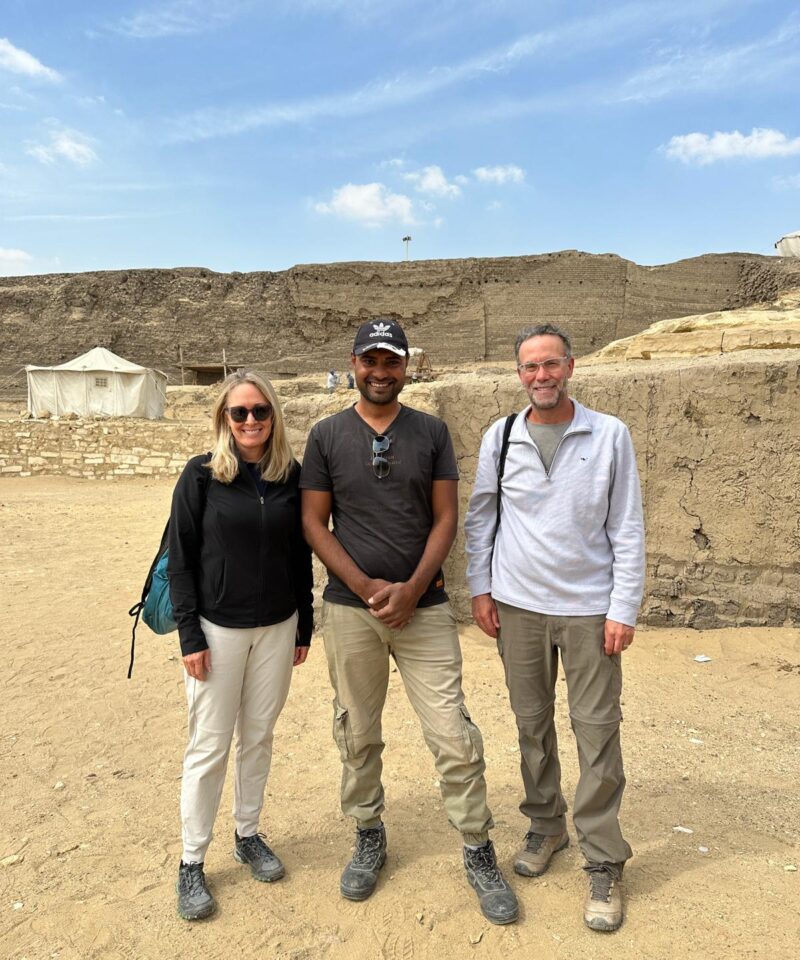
[26,346,167,419]
[775,231,800,257]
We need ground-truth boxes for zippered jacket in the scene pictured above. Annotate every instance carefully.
[464,400,645,626]
[167,454,314,655]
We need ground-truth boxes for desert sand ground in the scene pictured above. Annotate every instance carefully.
[1,477,798,960]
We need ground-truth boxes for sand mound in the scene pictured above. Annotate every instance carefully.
[586,289,800,362]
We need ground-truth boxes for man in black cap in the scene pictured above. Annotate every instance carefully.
[301,319,518,924]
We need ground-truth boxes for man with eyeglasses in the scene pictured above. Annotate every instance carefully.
[300,319,518,925]
[464,323,645,932]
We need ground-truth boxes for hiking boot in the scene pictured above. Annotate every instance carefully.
[176,861,216,921]
[583,863,624,932]
[514,829,569,877]
[340,824,387,901]
[463,841,519,925]
[234,831,285,882]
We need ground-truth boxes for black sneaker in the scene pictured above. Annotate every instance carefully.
[234,831,285,882]
[176,861,216,921]
[340,824,387,901]
[463,841,519,925]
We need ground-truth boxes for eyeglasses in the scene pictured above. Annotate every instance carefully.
[226,404,273,423]
[517,357,569,375]
[372,435,391,479]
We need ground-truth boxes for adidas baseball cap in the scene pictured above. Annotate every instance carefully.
[352,319,409,357]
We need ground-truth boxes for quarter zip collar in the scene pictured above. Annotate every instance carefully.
[510,399,593,480]
[510,398,593,446]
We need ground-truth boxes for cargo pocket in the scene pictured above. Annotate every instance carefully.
[458,704,484,765]
[332,703,355,761]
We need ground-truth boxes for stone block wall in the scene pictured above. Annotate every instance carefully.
[0,419,207,479]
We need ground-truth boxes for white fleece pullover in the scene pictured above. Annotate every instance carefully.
[464,400,645,626]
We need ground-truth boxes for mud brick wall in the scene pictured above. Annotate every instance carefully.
[434,353,800,629]
[2,253,798,391]
[2,353,798,630]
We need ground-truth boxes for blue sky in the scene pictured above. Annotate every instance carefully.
[1,0,798,276]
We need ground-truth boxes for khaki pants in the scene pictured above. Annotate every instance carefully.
[180,613,297,863]
[322,600,493,843]
[496,602,632,866]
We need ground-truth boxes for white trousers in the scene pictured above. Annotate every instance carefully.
[180,613,298,864]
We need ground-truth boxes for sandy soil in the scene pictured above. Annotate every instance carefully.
[1,477,798,960]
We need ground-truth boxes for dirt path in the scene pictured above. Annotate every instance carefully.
[1,477,798,960]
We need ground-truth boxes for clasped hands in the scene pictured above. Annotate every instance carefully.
[363,578,420,630]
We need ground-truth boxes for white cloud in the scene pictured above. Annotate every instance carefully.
[0,38,61,82]
[773,173,800,190]
[0,247,33,274]
[380,157,406,168]
[112,0,249,38]
[314,182,415,226]
[487,200,503,211]
[613,16,800,105]
[26,129,98,167]
[473,164,525,184]
[665,128,800,165]
[403,165,461,198]
[168,2,751,143]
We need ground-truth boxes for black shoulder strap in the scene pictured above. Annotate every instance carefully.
[494,413,516,537]
[127,454,212,679]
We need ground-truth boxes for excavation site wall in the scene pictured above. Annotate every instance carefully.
[2,252,797,389]
[2,350,797,630]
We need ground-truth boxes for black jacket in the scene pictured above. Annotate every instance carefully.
[167,454,314,655]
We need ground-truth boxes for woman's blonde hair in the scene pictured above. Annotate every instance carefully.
[207,369,294,484]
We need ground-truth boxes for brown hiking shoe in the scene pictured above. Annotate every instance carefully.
[583,864,624,932]
[513,830,569,877]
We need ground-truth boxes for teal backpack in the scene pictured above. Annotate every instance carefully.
[127,455,211,677]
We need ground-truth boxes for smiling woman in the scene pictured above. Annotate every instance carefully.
[165,368,313,921]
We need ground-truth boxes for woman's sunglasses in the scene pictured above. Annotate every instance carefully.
[226,404,273,423]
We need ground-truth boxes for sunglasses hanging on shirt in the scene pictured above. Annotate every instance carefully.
[372,435,391,479]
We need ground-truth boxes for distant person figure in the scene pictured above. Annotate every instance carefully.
[465,324,644,932]
[301,318,518,925]
[346,371,355,389]
[168,370,313,921]
[327,370,339,393]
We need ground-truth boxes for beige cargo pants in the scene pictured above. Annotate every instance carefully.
[322,600,494,844]
[496,602,632,866]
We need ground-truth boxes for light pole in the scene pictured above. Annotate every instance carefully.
[402,235,412,261]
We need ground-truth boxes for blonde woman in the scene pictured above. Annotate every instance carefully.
[168,370,313,921]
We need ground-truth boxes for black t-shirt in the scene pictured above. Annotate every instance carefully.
[299,405,459,608]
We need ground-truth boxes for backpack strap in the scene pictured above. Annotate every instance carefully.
[494,413,517,537]
[127,518,169,679]
[127,454,212,679]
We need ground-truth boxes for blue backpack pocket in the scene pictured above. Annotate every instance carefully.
[141,550,177,635]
